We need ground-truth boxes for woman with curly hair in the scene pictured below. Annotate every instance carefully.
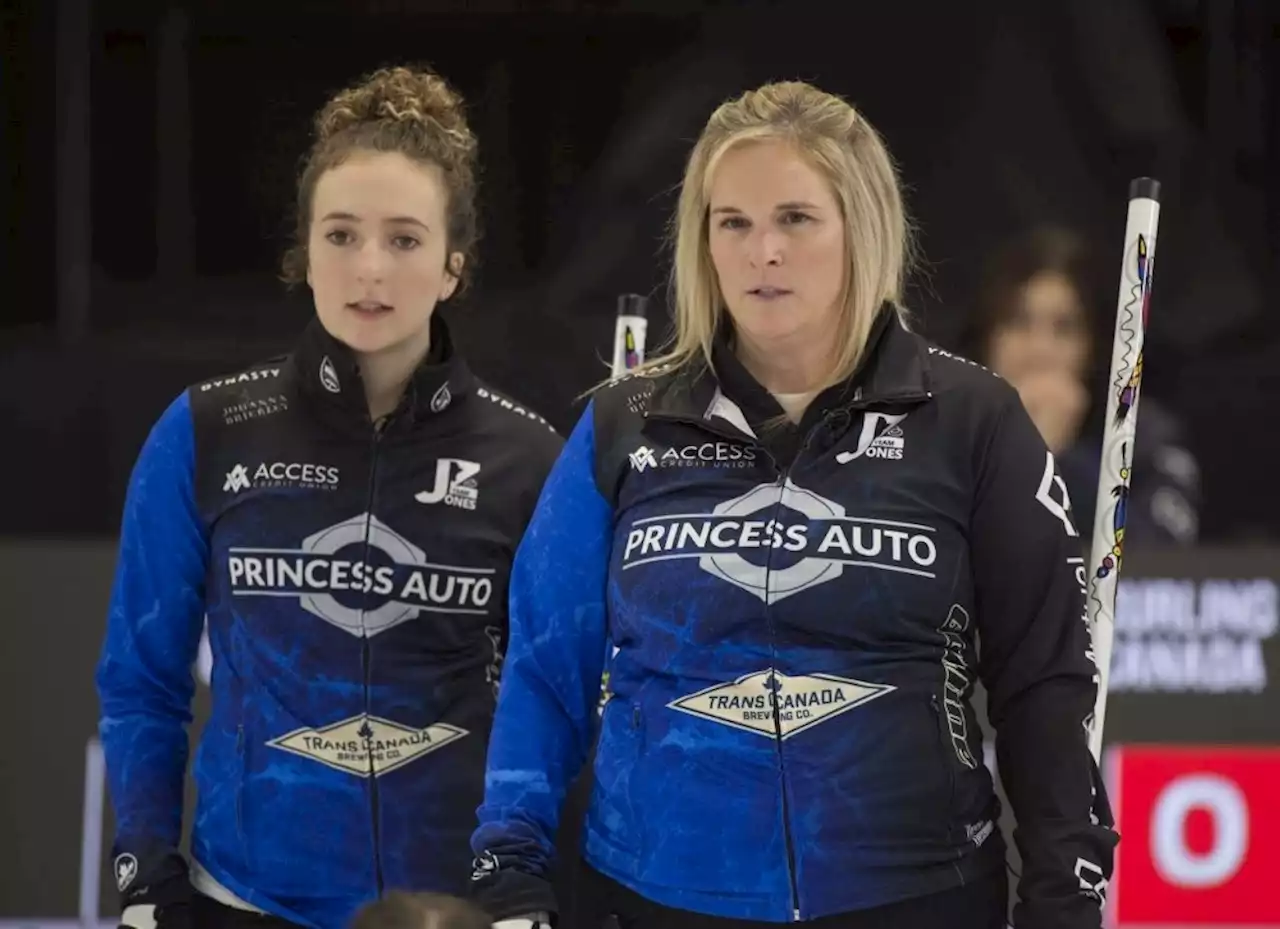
[96,64,562,929]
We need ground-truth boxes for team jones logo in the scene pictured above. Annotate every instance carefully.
[416,458,481,510]
[836,412,908,463]
[623,477,933,736]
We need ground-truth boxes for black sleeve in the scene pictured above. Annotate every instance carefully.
[970,389,1120,929]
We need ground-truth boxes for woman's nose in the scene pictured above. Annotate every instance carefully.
[748,229,785,267]
[355,240,389,280]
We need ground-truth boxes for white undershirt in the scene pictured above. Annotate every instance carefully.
[771,391,818,425]
[190,860,263,913]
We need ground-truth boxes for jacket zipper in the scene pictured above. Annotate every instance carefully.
[235,724,245,847]
[358,417,389,897]
[649,407,839,921]
[770,417,834,922]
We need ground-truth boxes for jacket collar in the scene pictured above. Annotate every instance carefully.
[649,304,933,431]
[292,311,474,435]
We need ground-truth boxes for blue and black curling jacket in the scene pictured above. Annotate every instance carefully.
[471,308,1118,929]
[96,315,562,929]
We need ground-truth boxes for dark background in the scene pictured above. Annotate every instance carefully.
[2,0,1279,540]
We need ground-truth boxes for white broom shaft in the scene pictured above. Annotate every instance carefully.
[612,293,649,379]
[1086,177,1162,761]
[600,294,649,714]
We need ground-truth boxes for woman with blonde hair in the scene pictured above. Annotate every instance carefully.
[470,81,1116,929]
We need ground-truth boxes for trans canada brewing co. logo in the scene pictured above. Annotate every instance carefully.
[670,670,895,739]
[267,714,468,776]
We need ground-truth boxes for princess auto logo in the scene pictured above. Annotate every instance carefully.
[620,478,938,603]
[227,513,496,635]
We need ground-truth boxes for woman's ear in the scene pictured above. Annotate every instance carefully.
[440,252,465,301]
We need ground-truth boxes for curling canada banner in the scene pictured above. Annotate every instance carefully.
[1101,550,1279,748]
[1108,575,1276,696]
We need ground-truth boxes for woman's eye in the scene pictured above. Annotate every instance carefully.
[325,230,352,246]
[392,235,420,251]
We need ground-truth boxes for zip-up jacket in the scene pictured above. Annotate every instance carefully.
[470,308,1118,928]
[96,314,562,929]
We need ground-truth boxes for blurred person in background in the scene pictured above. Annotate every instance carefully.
[470,80,1116,929]
[95,64,562,929]
[965,225,1201,548]
[349,892,491,929]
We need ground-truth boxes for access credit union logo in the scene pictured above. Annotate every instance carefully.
[1109,744,1280,927]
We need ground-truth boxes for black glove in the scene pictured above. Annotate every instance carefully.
[468,850,558,923]
[114,850,193,929]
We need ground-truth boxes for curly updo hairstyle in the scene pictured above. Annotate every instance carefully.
[281,65,480,294]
